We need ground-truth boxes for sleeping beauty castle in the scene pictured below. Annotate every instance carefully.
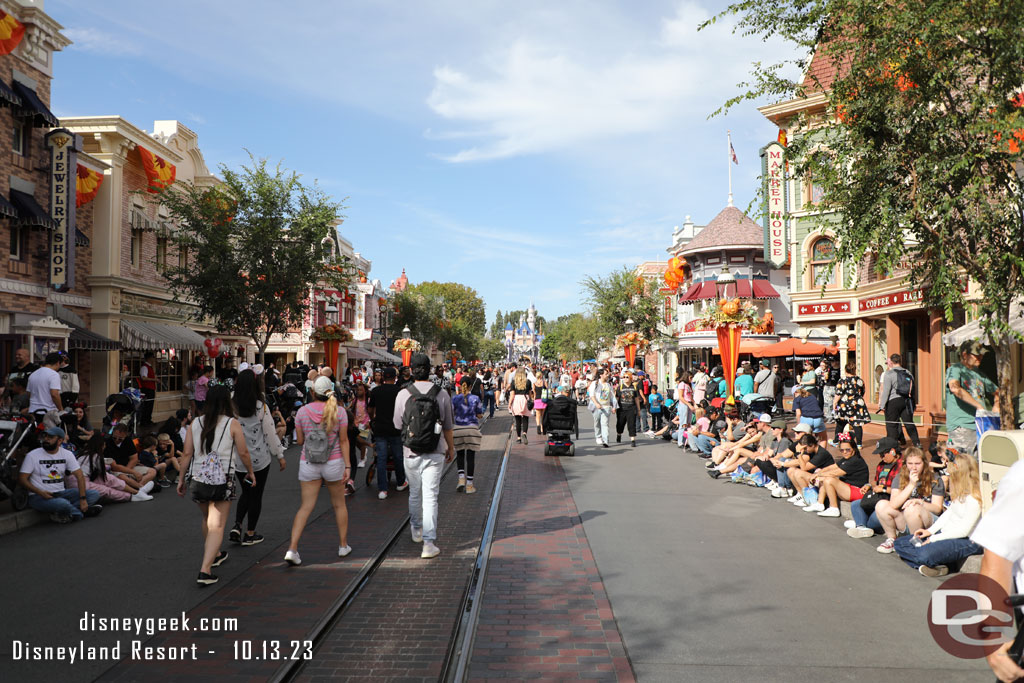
[503,303,544,363]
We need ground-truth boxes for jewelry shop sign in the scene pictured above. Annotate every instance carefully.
[46,129,78,291]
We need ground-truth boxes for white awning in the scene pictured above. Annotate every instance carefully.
[120,319,207,351]
[942,302,1024,347]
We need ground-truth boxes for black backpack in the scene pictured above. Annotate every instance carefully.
[401,384,443,454]
[894,369,913,398]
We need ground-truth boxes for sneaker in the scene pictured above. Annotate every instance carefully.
[196,572,218,586]
[456,475,466,492]
[847,526,875,539]
[465,483,476,494]
[229,526,242,544]
[130,491,153,502]
[284,550,301,566]
[357,457,366,468]
[241,534,264,546]
[803,502,826,513]
[378,491,388,500]
[792,497,809,506]
[395,482,409,492]
[421,541,440,559]
[522,433,528,445]
[843,520,857,529]
[601,443,609,448]
[705,461,717,469]
[787,493,804,504]
[876,538,896,554]
[771,487,787,498]
[345,481,356,496]
[707,469,722,480]
[817,507,841,518]
[157,478,172,488]
[631,440,636,448]
[211,551,229,567]
[919,565,950,577]
[140,481,155,494]
[616,434,621,443]
[84,504,103,518]
[338,545,352,557]
[49,512,72,524]
[411,527,423,543]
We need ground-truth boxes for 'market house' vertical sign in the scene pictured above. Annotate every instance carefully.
[46,128,77,291]
[760,141,788,268]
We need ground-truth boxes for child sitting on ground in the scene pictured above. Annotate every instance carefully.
[136,434,172,488]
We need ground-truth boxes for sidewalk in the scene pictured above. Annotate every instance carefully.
[468,432,635,682]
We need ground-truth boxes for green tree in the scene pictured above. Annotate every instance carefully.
[708,0,1024,421]
[581,267,664,341]
[477,336,506,363]
[392,281,487,359]
[155,156,348,363]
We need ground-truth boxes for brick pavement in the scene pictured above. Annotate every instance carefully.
[467,434,635,682]
[295,416,511,682]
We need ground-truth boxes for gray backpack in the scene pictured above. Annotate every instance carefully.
[303,418,337,464]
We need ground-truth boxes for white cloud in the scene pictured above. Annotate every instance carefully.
[64,27,140,55]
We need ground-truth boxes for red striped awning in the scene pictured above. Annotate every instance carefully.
[679,281,716,302]
[751,279,781,299]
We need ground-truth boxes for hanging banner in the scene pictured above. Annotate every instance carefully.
[46,129,78,291]
[760,141,788,268]
[0,11,25,56]
[137,146,176,193]
[76,164,104,207]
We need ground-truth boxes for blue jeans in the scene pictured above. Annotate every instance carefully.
[696,434,719,455]
[893,535,983,570]
[850,500,882,531]
[482,391,496,417]
[776,466,792,490]
[29,489,101,520]
[374,435,406,493]
[592,407,611,444]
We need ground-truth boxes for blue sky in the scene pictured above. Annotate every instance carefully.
[49,0,800,322]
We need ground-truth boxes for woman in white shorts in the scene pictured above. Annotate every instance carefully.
[284,375,352,566]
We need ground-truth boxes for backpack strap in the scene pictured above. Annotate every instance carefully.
[425,384,441,400]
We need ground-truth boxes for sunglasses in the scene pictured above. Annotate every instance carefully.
[839,447,854,453]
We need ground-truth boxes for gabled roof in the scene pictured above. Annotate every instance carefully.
[504,322,514,330]
[679,206,762,255]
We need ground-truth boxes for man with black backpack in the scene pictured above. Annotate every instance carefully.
[877,353,921,448]
[393,353,455,559]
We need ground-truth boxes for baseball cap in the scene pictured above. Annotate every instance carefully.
[381,367,397,379]
[312,375,336,396]
[792,423,812,434]
[873,437,901,454]
[758,413,772,423]
[43,426,66,438]
[770,419,786,429]
[761,359,770,367]
[959,340,987,357]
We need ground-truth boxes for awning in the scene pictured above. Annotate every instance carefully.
[0,79,21,108]
[0,193,17,219]
[344,346,378,360]
[12,80,58,127]
[10,189,55,229]
[751,338,835,358]
[679,281,717,302]
[712,339,774,355]
[120,319,207,351]
[942,301,1024,347]
[751,279,781,299]
[68,325,121,352]
[75,228,89,247]
[374,348,402,363]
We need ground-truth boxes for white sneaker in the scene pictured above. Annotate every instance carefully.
[378,491,387,500]
[846,526,875,539]
[770,487,786,498]
[131,491,153,502]
[803,502,826,513]
[284,550,301,566]
[141,481,155,494]
[787,493,804,504]
[421,541,440,559]
[338,545,352,557]
[817,507,841,518]
[357,457,366,468]
[844,520,857,529]
[411,527,423,543]
[791,496,808,506]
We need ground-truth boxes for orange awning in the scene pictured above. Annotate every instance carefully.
[712,339,773,355]
[752,338,833,358]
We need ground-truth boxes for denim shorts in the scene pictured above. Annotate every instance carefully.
[800,416,826,432]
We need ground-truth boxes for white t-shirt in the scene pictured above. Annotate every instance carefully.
[27,366,61,412]
[971,459,1024,608]
[20,446,79,493]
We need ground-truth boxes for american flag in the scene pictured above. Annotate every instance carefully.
[729,140,739,165]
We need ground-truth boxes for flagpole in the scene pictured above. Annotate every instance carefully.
[727,130,734,207]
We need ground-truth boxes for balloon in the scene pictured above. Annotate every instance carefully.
[204,338,222,357]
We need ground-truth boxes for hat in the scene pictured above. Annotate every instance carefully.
[959,340,987,357]
[758,413,772,423]
[382,366,397,379]
[761,359,770,367]
[770,419,787,429]
[410,352,432,369]
[43,426,65,438]
[251,363,265,376]
[239,362,250,372]
[873,437,901,454]
[312,375,336,396]
[792,423,812,434]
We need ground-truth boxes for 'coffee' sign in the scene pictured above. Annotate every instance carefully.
[760,141,788,268]
[797,302,851,316]
[46,129,78,291]
[858,289,923,313]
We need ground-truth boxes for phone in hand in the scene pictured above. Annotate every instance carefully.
[244,476,256,486]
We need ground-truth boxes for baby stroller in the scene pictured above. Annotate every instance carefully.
[0,415,38,510]
[542,394,579,456]
[104,389,141,436]
[737,392,775,422]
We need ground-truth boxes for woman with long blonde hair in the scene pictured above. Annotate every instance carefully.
[874,447,945,554]
[893,456,983,576]
[284,375,352,566]
[508,367,534,445]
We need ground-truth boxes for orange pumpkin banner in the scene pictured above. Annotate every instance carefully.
[0,11,25,56]
[76,164,104,207]
[137,146,176,193]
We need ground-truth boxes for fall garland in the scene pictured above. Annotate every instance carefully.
[311,324,351,342]
[695,298,762,328]
[393,338,421,352]
[615,331,650,351]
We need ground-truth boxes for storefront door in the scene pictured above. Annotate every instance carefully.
[899,318,920,404]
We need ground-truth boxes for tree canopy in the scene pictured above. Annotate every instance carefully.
[580,267,664,342]
[392,281,487,360]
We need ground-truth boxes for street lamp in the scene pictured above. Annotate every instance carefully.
[324,298,339,325]
[450,343,458,366]
[624,318,635,333]
[715,266,737,300]
[402,325,411,340]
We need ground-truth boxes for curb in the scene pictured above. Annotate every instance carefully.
[0,507,45,536]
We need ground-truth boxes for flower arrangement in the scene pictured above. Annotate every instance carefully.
[449,349,463,361]
[311,324,351,343]
[615,331,649,351]
[393,338,421,352]
[695,298,762,328]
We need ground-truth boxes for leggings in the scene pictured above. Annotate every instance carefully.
[234,465,270,531]
[456,450,475,478]
[616,408,637,437]
[515,415,528,436]
[834,420,863,444]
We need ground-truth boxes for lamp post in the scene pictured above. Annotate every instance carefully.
[622,318,638,368]
[714,266,743,405]
[450,343,458,367]
[577,340,586,362]
[715,266,737,300]
[324,298,339,325]
[402,325,411,340]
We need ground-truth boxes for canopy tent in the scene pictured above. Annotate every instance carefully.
[942,302,1024,347]
[751,338,838,358]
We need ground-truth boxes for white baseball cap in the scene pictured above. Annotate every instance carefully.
[758,413,772,423]
[792,423,812,434]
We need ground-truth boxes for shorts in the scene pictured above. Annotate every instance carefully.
[848,484,863,502]
[800,416,826,433]
[132,465,152,476]
[298,458,347,482]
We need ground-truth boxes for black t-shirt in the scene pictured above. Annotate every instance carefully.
[616,385,639,411]
[6,362,37,388]
[368,384,401,437]
[708,418,727,439]
[105,437,139,467]
[807,446,835,470]
[838,454,869,487]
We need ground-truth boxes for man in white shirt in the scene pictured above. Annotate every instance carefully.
[19,426,102,523]
[588,368,614,448]
[27,352,63,414]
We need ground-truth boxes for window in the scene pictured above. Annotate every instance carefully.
[156,237,167,272]
[121,350,184,392]
[810,237,837,287]
[9,225,24,260]
[130,228,143,268]
[313,300,326,328]
[12,121,27,156]
[177,246,187,270]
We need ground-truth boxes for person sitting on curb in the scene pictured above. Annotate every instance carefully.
[19,426,103,523]
[845,438,903,538]
[894,454,983,577]
[689,406,727,458]
[785,434,836,505]
[873,447,945,554]
[801,435,869,517]
[105,423,159,492]
[752,421,797,498]
[706,421,764,479]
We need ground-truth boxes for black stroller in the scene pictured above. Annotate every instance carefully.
[542,394,579,456]
[104,390,140,436]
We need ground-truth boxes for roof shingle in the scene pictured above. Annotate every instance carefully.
[679,206,762,255]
